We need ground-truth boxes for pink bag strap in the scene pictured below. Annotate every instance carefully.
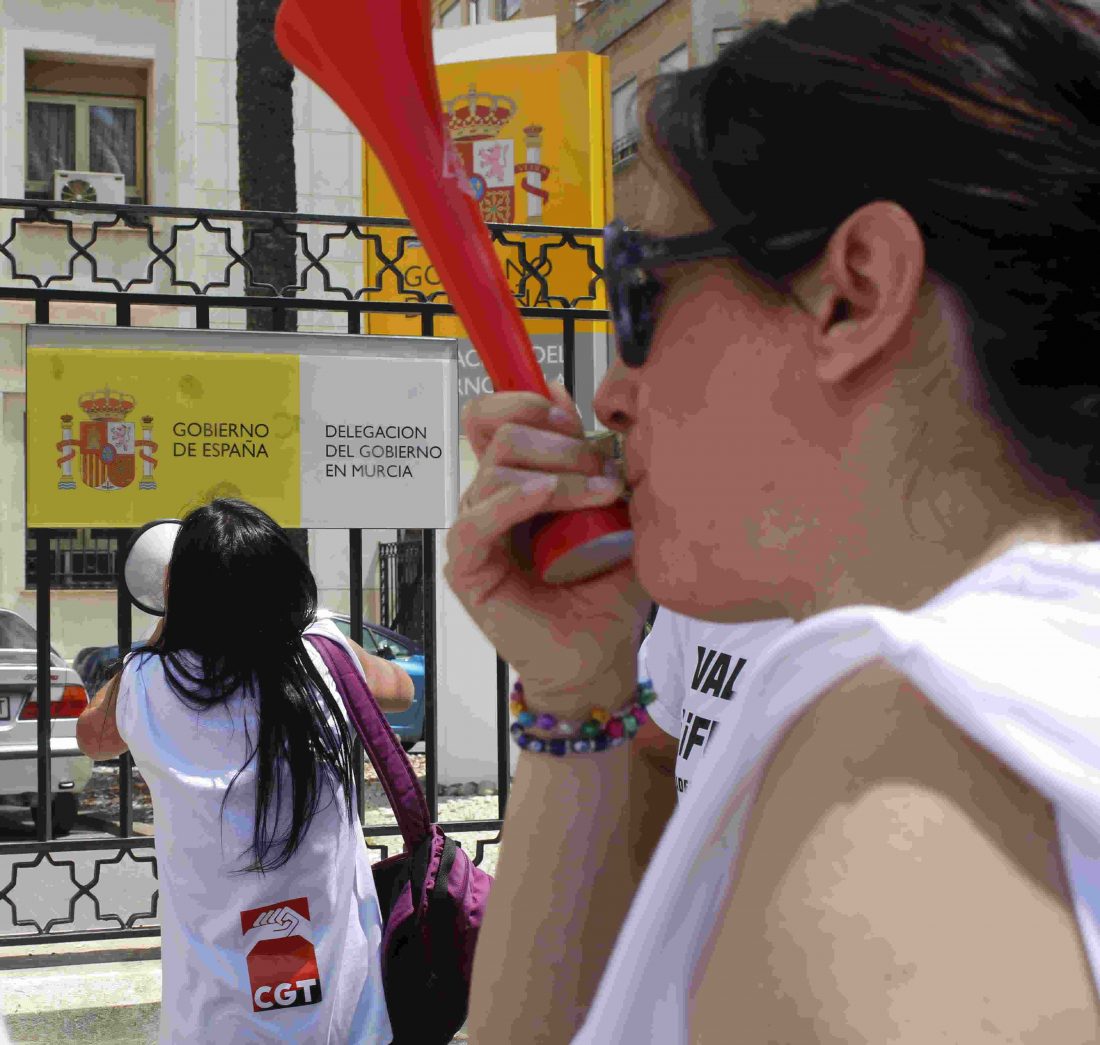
[306,633,431,848]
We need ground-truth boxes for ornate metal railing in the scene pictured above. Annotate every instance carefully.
[0,198,609,945]
[0,197,607,320]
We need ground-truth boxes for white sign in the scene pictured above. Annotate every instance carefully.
[300,354,459,529]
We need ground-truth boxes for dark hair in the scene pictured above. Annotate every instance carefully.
[144,499,356,873]
[646,0,1100,498]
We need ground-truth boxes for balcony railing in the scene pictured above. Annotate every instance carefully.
[612,132,640,167]
[0,197,609,322]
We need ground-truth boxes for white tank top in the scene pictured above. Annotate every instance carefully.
[576,541,1100,1043]
[638,613,794,798]
[116,617,391,1044]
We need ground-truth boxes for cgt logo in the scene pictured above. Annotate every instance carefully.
[253,978,321,1011]
[241,898,323,1014]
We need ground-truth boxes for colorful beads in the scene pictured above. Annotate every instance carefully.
[508,679,657,757]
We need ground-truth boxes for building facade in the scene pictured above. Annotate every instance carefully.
[435,0,816,224]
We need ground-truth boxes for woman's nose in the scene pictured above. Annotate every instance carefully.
[594,355,637,433]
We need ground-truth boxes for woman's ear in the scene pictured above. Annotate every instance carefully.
[799,201,926,386]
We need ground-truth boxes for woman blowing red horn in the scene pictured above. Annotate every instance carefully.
[446,2,1100,1041]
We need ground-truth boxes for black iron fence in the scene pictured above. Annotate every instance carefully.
[0,197,609,944]
[379,539,426,646]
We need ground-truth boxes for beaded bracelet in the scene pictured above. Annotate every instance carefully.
[509,679,657,756]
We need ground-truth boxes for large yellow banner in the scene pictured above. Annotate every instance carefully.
[26,328,461,530]
[28,348,301,528]
[361,51,612,340]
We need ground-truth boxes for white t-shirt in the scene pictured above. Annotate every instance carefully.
[577,541,1100,1043]
[638,612,794,797]
[116,617,391,1045]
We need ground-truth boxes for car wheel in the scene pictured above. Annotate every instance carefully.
[32,793,79,837]
[401,739,419,753]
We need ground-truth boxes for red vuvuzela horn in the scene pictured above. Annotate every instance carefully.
[274,0,633,584]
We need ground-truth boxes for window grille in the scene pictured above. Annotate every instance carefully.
[25,529,119,590]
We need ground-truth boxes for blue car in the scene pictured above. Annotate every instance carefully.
[73,613,426,751]
[319,612,425,751]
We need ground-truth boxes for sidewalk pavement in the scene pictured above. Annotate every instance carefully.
[0,937,471,1043]
[0,937,160,1044]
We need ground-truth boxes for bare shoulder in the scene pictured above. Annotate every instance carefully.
[346,640,414,709]
[691,663,1100,1045]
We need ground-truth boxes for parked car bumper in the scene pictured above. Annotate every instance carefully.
[0,740,94,801]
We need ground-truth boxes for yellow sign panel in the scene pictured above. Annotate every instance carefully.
[361,51,612,340]
[26,329,461,530]
[28,347,301,528]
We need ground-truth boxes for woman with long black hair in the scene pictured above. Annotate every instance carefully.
[78,498,412,1043]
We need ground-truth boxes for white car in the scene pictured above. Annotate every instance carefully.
[0,609,94,836]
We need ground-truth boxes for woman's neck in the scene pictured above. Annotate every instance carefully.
[803,475,1099,619]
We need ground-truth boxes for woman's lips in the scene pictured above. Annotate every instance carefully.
[623,470,644,502]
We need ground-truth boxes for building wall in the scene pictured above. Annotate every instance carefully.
[0,0,178,210]
[692,0,748,66]
[554,0,691,226]
[745,0,816,24]
[431,0,558,26]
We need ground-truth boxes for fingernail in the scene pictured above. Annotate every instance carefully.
[586,476,620,494]
[523,474,558,494]
[548,407,574,427]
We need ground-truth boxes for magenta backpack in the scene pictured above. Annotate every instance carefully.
[306,634,493,1045]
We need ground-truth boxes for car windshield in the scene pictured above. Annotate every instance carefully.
[0,612,37,650]
[0,612,64,665]
[369,628,411,659]
[324,616,415,658]
[328,617,380,653]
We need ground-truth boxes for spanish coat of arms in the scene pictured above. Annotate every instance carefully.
[443,84,551,225]
[56,389,158,492]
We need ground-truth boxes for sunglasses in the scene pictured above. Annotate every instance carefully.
[603,219,742,367]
